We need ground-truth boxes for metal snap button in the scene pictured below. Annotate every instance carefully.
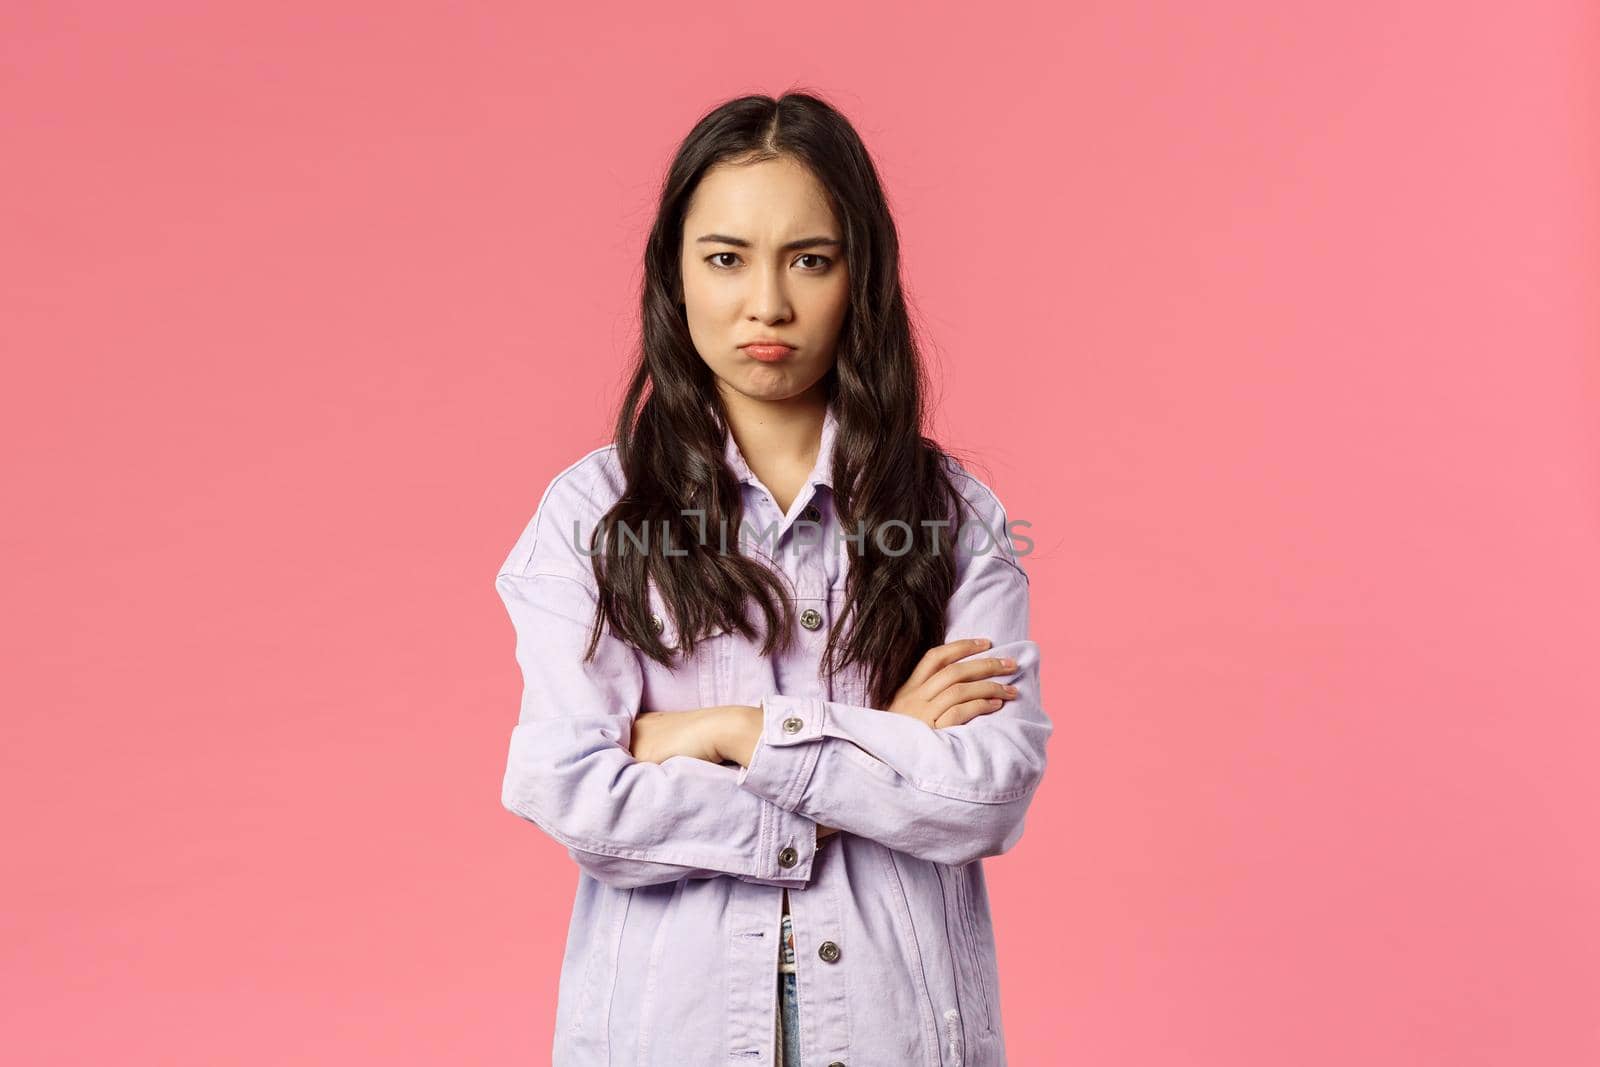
[817,940,840,962]
[782,716,804,734]
[799,607,823,631]
[777,846,799,869]
[650,613,664,634]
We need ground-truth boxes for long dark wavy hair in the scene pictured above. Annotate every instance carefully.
[581,91,973,709]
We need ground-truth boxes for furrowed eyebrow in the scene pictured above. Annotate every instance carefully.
[694,234,843,253]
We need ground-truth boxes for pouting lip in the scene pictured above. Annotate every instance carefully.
[738,339,796,349]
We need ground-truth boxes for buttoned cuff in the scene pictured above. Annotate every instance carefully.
[754,800,818,883]
[735,694,827,812]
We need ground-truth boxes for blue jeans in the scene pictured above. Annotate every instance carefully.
[776,909,800,1065]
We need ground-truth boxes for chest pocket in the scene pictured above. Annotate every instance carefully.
[639,578,731,713]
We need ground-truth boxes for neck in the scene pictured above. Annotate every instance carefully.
[719,387,828,474]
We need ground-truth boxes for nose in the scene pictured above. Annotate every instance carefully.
[746,260,793,324]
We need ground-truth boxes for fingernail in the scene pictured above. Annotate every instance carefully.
[1004,684,1019,694]
[999,658,1016,669]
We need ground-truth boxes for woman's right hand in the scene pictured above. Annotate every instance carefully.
[885,637,1019,730]
[815,639,1016,842]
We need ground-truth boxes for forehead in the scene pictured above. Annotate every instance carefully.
[683,157,838,236]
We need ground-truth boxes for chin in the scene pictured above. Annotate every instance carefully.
[708,358,833,405]
[743,368,825,401]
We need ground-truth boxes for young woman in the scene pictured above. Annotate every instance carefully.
[496,91,1052,1067]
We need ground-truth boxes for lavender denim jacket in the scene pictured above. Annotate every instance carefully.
[496,403,1052,1066]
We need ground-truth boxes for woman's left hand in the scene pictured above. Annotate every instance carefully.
[630,707,839,841]
[629,706,759,766]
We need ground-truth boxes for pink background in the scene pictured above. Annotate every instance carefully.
[4,2,1597,1063]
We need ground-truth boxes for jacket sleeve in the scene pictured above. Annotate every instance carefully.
[498,570,822,890]
[734,476,1052,867]
[495,466,821,891]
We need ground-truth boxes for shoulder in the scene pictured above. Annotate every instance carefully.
[495,444,626,580]
[939,453,1029,582]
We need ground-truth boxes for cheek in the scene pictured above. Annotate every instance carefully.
[822,281,851,329]
[683,280,740,333]
[685,304,727,349]
[685,320,746,386]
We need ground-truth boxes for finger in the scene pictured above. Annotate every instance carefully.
[933,681,1017,720]
[925,676,1009,719]
[907,638,993,692]
[932,697,1005,729]
[932,655,1018,690]
[905,639,985,690]
[961,679,1019,704]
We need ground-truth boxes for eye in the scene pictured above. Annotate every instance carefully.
[703,251,835,272]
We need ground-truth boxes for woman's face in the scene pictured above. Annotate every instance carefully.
[678,155,851,406]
